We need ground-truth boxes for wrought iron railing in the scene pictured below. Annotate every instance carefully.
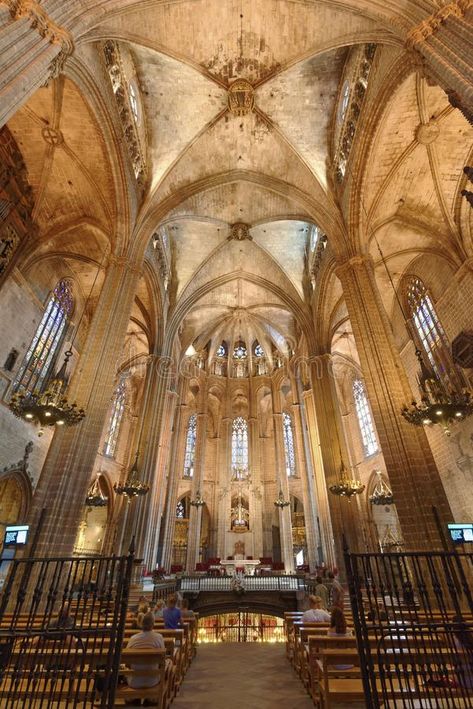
[345,546,473,708]
[0,548,134,707]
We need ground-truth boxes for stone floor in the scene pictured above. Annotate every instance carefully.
[172,642,314,709]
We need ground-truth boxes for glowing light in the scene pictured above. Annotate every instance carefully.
[185,344,196,356]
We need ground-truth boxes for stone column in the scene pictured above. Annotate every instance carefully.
[119,355,173,568]
[140,386,178,568]
[290,399,319,571]
[301,388,336,569]
[0,6,74,127]
[271,381,294,574]
[186,382,208,571]
[248,378,263,559]
[216,416,231,560]
[28,255,142,556]
[160,398,189,571]
[336,255,453,549]
[309,355,360,572]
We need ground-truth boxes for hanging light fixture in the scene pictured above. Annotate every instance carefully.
[380,524,403,552]
[369,470,393,506]
[85,475,108,508]
[329,460,365,500]
[9,253,107,435]
[274,489,290,508]
[114,451,150,502]
[371,238,473,436]
[401,349,473,436]
[189,489,205,507]
[9,349,85,434]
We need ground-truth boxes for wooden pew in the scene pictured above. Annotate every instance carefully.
[114,648,170,708]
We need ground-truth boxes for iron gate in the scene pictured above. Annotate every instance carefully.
[0,548,134,707]
[345,547,473,708]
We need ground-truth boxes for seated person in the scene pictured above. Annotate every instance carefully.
[163,594,181,630]
[135,601,150,630]
[154,599,165,618]
[302,595,331,623]
[314,576,329,610]
[180,599,194,619]
[126,612,165,690]
[327,607,353,670]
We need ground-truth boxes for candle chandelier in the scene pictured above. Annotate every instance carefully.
[85,475,108,508]
[9,349,85,434]
[114,452,150,502]
[401,350,473,436]
[190,489,205,507]
[9,253,107,435]
[372,238,473,436]
[329,461,365,500]
[369,471,393,506]
[274,489,290,508]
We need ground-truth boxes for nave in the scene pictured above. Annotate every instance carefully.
[172,643,313,709]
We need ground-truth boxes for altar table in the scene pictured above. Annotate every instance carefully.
[220,559,260,575]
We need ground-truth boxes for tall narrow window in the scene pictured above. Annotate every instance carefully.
[282,412,296,476]
[231,416,248,478]
[104,378,126,457]
[353,379,378,457]
[13,279,73,394]
[183,414,197,478]
[405,276,451,381]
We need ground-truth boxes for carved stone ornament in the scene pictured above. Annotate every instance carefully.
[228,79,255,116]
[415,121,440,145]
[6,0,74,80]
[228,223,252,241]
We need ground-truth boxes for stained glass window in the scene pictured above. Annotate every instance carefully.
[176,499,186,518]
[183,414,197,478]
[353,379,378,457]
[13,279,73,394]
[254,343,264,357]
[232,416,248,477]
[216,343,226,358]
[103,378,126,457]
[233,341,247,359]
[282,412,296,476]
[129,82,139,123]
[406,277,449,380]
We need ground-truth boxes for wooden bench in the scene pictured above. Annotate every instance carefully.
[115,648,171,709]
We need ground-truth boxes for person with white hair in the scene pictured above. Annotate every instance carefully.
[125,612,165,690]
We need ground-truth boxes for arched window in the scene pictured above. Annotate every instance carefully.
[183,414,197,478]
[13,279,73,394]
[103,378,127,457]
[405,276,451,381]
[353,379,378,457]
[282,412,296,477]
[231,416,248,478]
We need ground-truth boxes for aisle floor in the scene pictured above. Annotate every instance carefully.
[172,642,314,709]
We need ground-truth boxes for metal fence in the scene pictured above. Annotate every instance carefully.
[0,549,134,707]
[345,547,473,708]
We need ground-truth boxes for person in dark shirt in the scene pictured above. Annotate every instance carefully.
[163,594,181,629]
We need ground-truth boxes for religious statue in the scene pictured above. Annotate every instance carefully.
[234,540,245,560]
[230,489,250,532]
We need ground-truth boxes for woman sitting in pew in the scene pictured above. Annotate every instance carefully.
[302,595,331,623]
[327,608,353,670]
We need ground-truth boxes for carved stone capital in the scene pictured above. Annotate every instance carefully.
[334,253,374,278]
[406,1,473,49]
[5,0,74,78]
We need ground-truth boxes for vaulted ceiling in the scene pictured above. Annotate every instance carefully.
[6,0,473,363]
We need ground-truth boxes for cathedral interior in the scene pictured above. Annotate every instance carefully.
[0,0,473,572]
[1,1,473,705]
